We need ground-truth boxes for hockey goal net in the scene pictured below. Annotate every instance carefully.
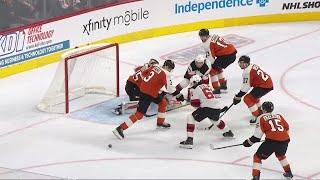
[37,43,119,113]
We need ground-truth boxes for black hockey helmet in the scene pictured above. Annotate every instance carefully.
[163,59,175,71]
[238,55,250,64]
[199,29,209,37]
[261,101,274,113]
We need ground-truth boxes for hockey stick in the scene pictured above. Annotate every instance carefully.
[209,143,242,150]
[145,102,190,117]
[198,103,234,131]
[209,140,265,150]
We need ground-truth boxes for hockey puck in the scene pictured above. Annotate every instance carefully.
[209,144,215,150]
[108,144,112,148]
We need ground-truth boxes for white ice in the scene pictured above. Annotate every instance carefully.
[0,21,320,179]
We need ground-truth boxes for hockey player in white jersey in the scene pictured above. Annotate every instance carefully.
[179,75,234,149]
[172,54,211,100]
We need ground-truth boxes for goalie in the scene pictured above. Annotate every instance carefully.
[179,75,234,149]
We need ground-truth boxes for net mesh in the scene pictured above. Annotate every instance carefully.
[38,43,119,113]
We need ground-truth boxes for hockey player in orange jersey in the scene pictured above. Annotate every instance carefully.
[113,60,183,140]
[179,75,234,149]
[126,58,159,101]
[199,28,237,95]
[233,55,273,124]
[242,101,293,180]
[112,59,159,115]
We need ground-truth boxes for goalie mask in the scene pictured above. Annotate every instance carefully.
[189,75,202,88]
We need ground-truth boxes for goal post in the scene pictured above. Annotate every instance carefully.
[38,43,120,114]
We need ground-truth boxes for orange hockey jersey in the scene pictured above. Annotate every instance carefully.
[139,65,168,98]
[253,113,290,141]
[127,66,145,87]
[202,34,236,58]
[240,64,273,93]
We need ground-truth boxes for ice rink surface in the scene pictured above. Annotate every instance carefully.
[0,21,320,179]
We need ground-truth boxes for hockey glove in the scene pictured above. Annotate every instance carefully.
[160,91,168,97]
[220,106,229,113]
[233,96,241,105]
[242,139,252,147]
[233,91,246,105]
[243,136,261,147]
[176,93,185,102]
[171,90,180,96]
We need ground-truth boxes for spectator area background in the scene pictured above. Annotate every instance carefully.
[0,0,318,79]
[0,0,134,32]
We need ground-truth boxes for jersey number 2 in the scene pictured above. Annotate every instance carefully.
[257,70,269,81]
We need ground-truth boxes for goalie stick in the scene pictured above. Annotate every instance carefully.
[145,101,190,117]
[197,103,233,131]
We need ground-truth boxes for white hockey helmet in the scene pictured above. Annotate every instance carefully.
[190,75,202,87]
[195,54,205,63]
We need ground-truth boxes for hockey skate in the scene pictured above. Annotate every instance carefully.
[250,116,257,124]
[157,122,171,129]
[112,126,124,140]
[179,137,193,149]
[212,88,221,94]
[222,130,234,137]
[220,82,227,90]
[220,82,228,93]
[212,88,221,98]
[283,171,293,179]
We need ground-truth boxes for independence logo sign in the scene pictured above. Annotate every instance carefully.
[175,0,270,14]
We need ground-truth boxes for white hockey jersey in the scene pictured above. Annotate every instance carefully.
[201,35,216,64]
[190,84,221,109]
[160,68,175,94]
